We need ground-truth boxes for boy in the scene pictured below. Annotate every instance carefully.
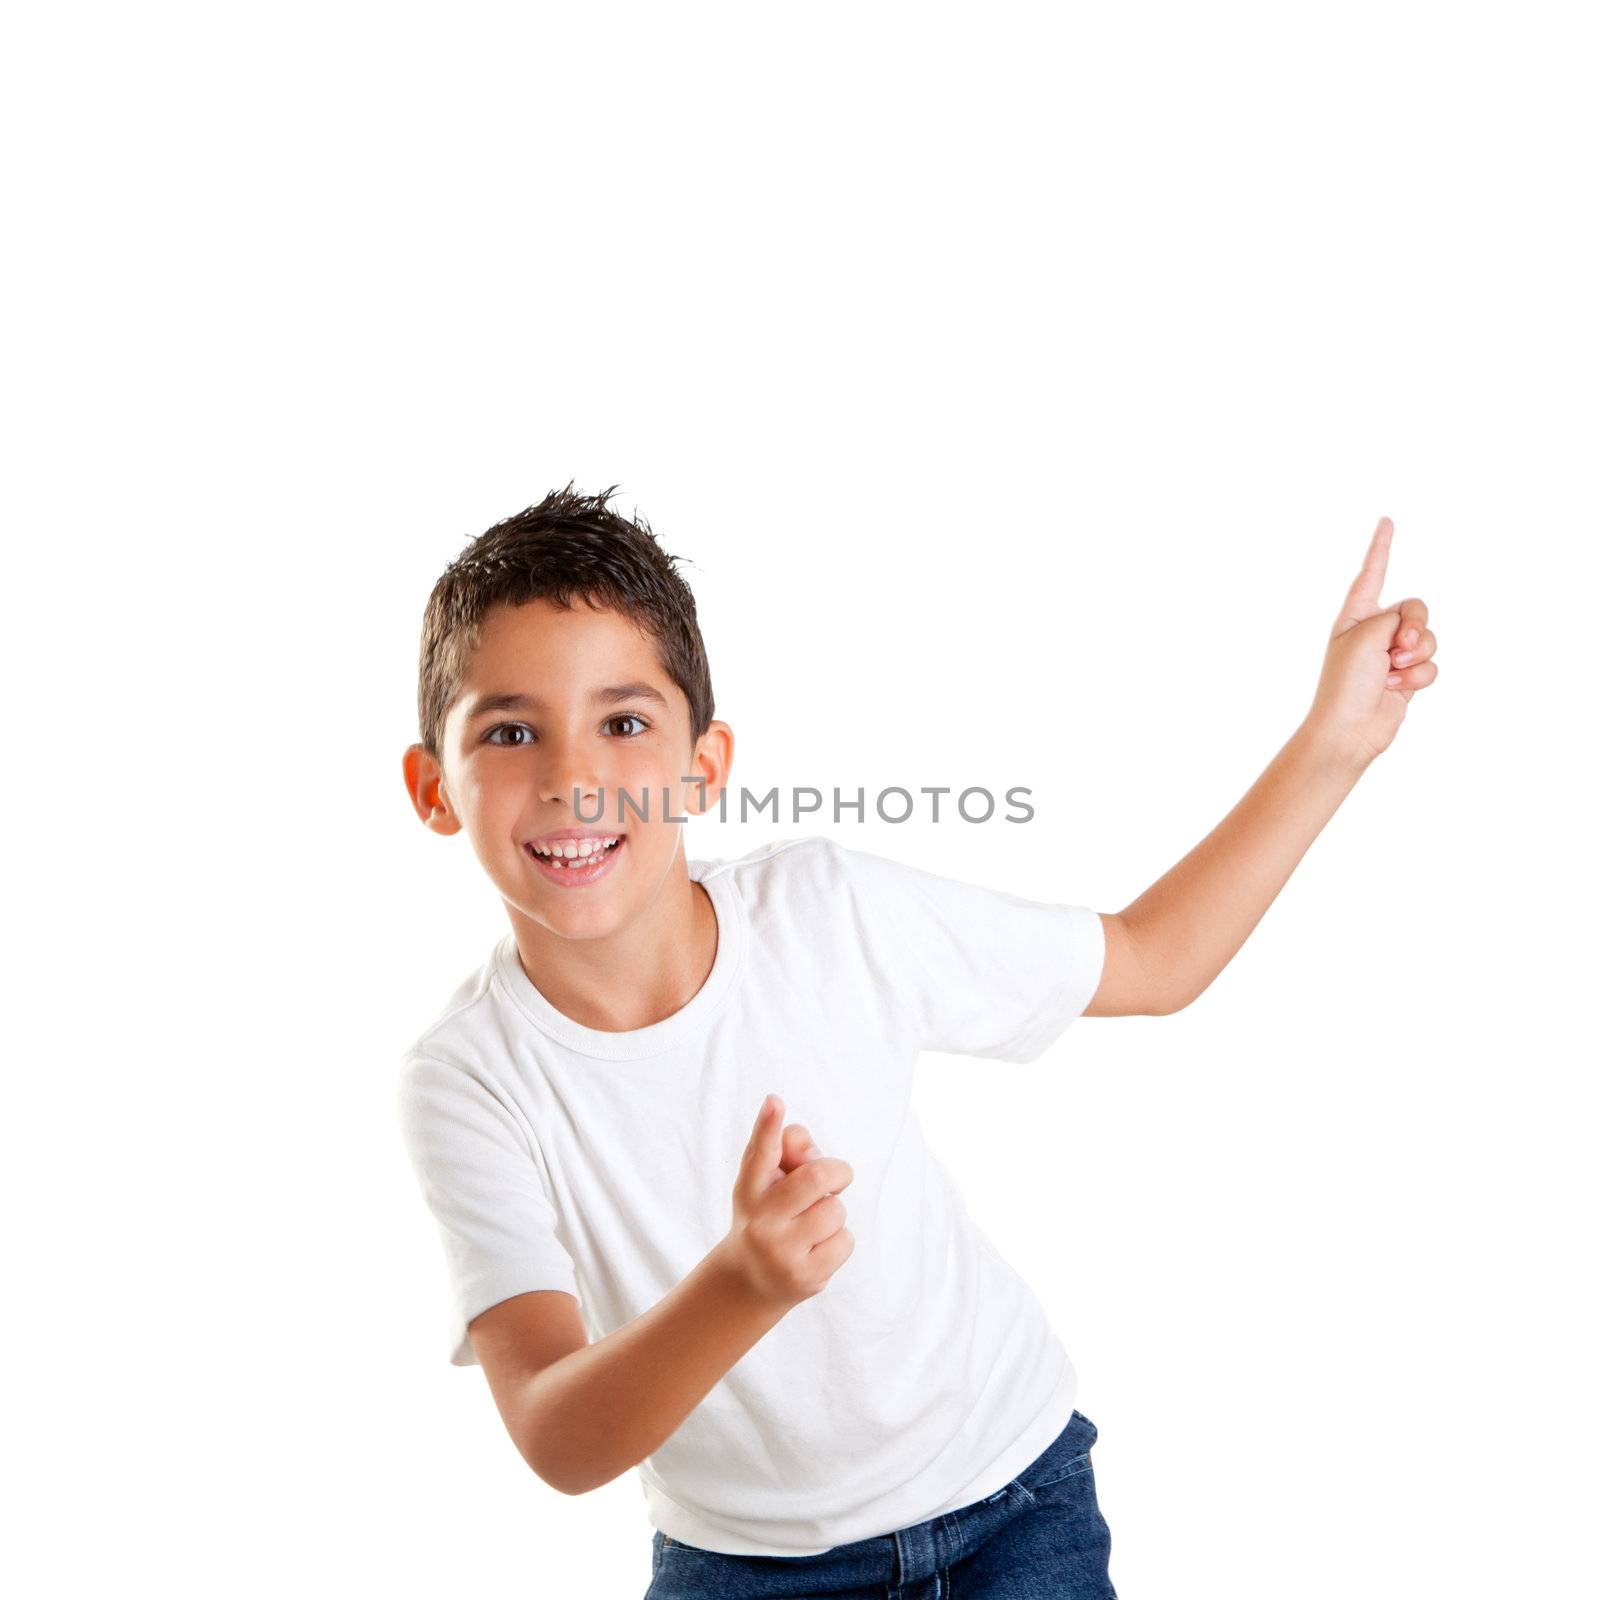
[396,486,1438,1595]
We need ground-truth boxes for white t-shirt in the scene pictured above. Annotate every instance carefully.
[395,834,1105,1557]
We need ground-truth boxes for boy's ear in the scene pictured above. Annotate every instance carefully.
[402,743,462,835]
[683,719,734,815]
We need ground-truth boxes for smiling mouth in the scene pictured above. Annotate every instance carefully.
[526,835,623,863]
[523,834,626,883]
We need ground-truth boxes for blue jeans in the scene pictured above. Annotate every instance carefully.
[645,1409,1117,1598]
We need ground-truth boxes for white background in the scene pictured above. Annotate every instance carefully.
[6,3,1596,1596]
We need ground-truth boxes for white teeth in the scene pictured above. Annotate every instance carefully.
[531,836,619,863]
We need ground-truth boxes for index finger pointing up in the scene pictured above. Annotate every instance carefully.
[1335,516,1393,633]
[739,1093,785,1196]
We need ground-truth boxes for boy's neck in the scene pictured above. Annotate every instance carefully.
[506,866,719,1035]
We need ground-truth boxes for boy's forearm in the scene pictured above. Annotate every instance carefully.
[1120,719,1364,1012]
[514,1240,789,1496]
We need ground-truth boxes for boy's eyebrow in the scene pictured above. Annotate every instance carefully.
[464,682,672,722]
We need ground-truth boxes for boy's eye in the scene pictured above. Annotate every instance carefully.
[482,715,648,747]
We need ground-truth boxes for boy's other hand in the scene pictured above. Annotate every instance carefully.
[715,1094,855,1311]
[1304,516,1439,772]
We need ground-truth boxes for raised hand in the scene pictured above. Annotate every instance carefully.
[1305,516,1439,770]
[717,1094,855,1310]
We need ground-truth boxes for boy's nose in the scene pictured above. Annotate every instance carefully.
[536,746,605,812]
[540,775,602,804]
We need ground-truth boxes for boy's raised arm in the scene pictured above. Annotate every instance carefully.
[1085,517,1439,1018]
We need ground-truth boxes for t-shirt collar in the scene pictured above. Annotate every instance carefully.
[492,859,746,1060]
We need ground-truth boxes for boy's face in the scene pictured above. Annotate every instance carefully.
[406,598,732,943]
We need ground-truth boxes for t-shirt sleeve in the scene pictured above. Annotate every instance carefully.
[830,840,1107,1063]
[395,1051,580,1367]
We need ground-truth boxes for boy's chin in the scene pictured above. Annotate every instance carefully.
[514,890,632,943]
[513,847,637,927]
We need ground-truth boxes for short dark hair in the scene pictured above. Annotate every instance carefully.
[416,483,715,761]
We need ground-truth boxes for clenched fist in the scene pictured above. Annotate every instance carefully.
[713,1093,855,1311]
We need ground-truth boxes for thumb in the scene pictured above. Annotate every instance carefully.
[1347,606,1403,652]
[779,1121,823,1174]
